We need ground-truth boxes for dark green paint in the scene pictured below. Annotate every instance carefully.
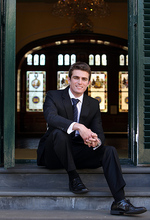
[3,0,16,168]
[128,0,138,165]
[128,0,150,164]
[0,0,3,166]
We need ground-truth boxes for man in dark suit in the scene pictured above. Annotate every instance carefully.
[37,62,146,215]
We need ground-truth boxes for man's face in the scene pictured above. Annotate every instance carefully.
[68,70,90,97]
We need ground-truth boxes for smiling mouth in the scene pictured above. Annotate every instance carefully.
[76,85,83,88]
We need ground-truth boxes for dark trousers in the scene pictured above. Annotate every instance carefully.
[44,129,126,198]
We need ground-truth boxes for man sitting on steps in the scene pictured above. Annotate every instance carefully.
[37,61,147,215]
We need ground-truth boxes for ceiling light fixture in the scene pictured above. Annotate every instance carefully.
[52,0,110,33]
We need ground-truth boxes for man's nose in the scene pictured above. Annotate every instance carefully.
[78,78,82,84]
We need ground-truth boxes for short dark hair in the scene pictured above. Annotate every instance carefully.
[68,62,91,81]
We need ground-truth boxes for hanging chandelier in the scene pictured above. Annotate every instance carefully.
[52,0,110,33]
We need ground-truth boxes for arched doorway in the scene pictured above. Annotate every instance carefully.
[16,33,129,161]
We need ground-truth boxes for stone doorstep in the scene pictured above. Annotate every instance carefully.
[1,164,150,189]
[0,187,150,197]
[0,210,149,220]
[0,164,150,211]
[0,193,149,211]
[1,163,150,174]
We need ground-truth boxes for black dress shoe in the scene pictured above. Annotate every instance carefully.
[110,199,147,215]
[69,177,89,194]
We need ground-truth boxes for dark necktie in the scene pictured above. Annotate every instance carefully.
[72,98,79,122]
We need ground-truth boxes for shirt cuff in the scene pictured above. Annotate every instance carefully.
[93,138,102,150]
[67,122,76,134]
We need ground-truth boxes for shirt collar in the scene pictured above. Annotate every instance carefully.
[68,88,83,103]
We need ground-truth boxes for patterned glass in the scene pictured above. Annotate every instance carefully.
[71,54,76,65]
[88,71,107,112]
[119,71,128,112]
[27,54,32,65]
[40,54,45,66]
[26,71,46,112]
[57,71,69,90]
[95,54,100,66]
[58,54,63,65]
[102,54,107,66]
[34,54,39,66]
[119,54,125,66]
[89,54,94,65]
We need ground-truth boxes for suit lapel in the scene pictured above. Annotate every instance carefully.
[61,88,90,122]
[79,95,90,123]
[62,87,73,120]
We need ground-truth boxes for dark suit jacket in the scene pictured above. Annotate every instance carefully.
[37,86,105,166]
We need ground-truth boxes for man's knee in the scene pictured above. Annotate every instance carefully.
[52,129,70,143]
[103,145,118,156]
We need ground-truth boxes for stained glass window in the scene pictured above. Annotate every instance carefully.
[88,71,107,112]
[27,54,32,65]
[95,54,100,66]
[102,54,107,66]
[71,54,76,65]
[57,71,69,90]
[119,54,125,66]
[17,70,21,112]
[40,54,45,66]
[27,54,46,66]
[34,54,39,66]
[64,54,69,65]
[119,71,128,112]
[58,54,76,66]
[126,55,128,66]
[89,54,94,65]
[58,54,63,66]
[26,71,46,112]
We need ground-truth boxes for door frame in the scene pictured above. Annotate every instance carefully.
[1,0,150,167]
[0,0,16,168]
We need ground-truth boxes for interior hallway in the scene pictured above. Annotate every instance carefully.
[15,134,128,160]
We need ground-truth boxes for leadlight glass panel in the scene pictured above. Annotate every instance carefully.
[57,71,69,90]
[34,54,39,66]
[64,54,70,65]
[26,71,46,112]
[126,55,128,66]
[95,54,100,66]
[88,71,107,112]
[17,70,21,112]
[58,54,63,65]
[119,55,124,66]
[89,54,94,65]
[119,71,128,112]
[27,54,32,65]
[71,54,76,65]
[40,54,45,66]
[102,54,107,66]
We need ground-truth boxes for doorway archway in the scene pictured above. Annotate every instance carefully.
[16,33,129,161]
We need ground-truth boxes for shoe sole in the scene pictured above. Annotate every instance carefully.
[110,209,147,215]
[70,188,89,194]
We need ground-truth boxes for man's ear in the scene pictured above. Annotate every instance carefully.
[88,80,91,86]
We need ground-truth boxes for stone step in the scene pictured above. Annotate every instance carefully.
[1,164,150,188]
[0,164,150,211]
[0,210,149,220]
[0,187,149,210]
[0,210,150,220]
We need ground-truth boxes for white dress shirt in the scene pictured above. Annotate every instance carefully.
[67,89,102,150]
[67,88,83,134]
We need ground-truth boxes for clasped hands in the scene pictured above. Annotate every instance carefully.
[73,123,100,148]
